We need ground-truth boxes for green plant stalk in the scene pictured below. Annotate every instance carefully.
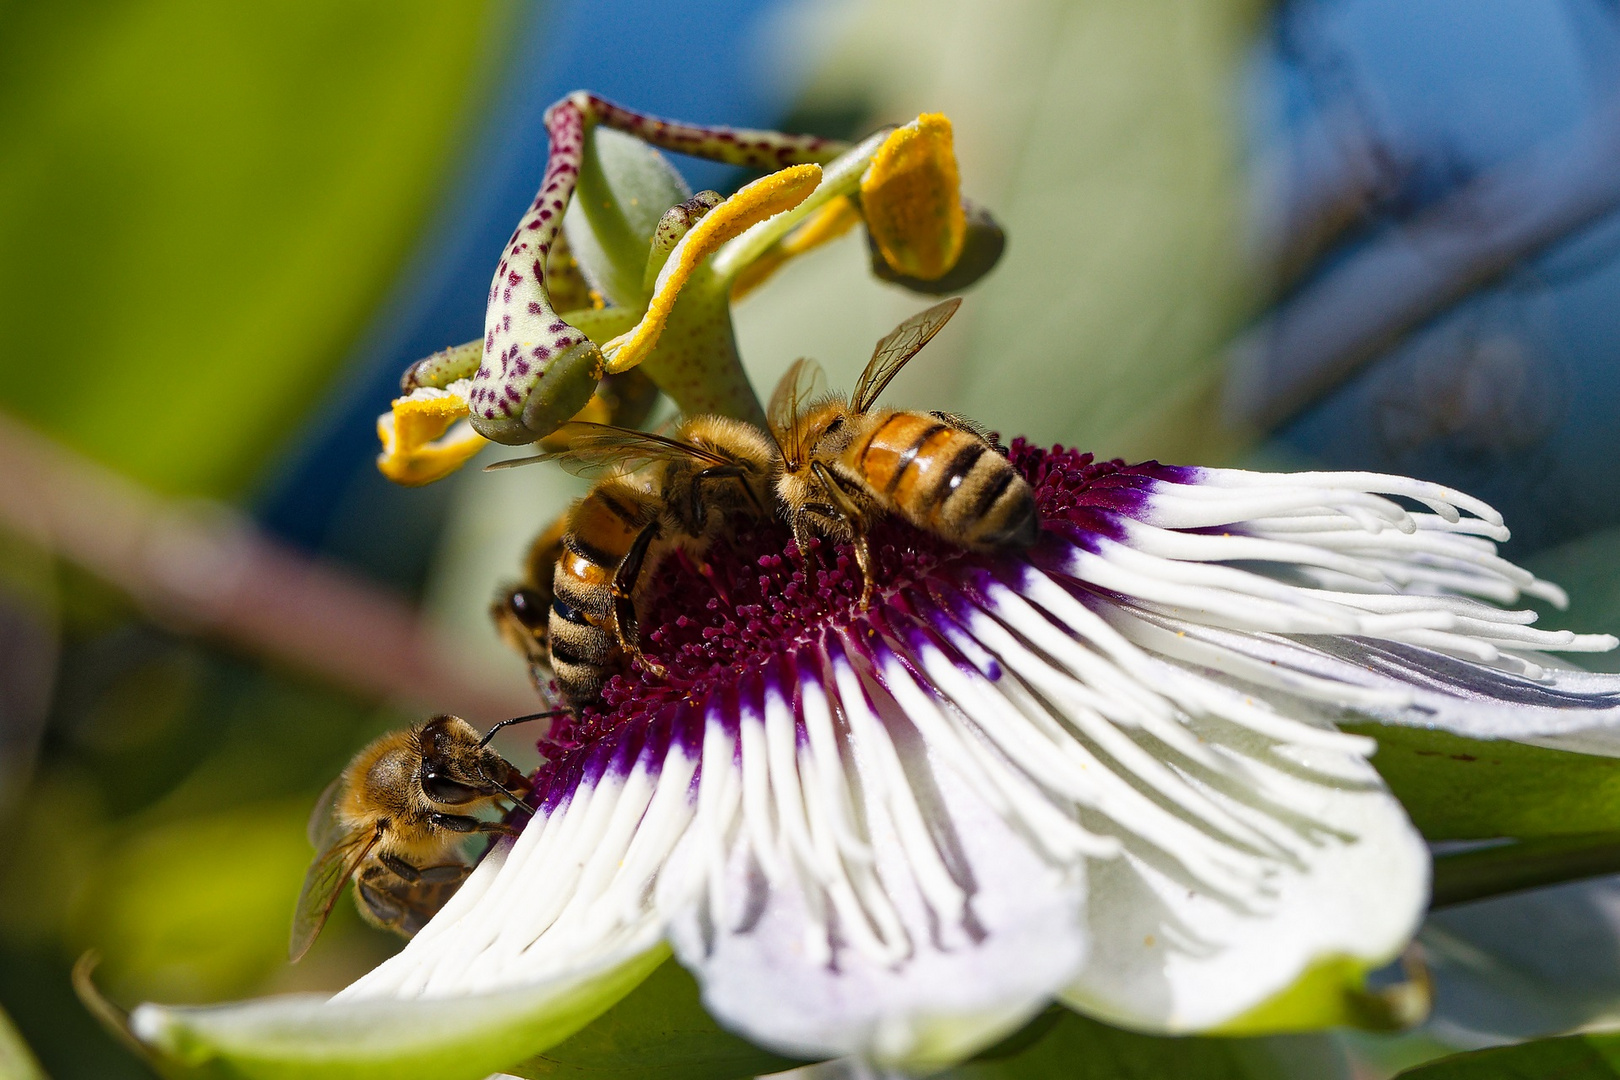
[1429,833,1620,909]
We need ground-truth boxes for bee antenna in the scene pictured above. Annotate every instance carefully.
[478,709,569,749]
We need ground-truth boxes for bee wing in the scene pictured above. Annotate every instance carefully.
[306,775,345,848]
[768,358,826,468]
[850,297,963,415]
[289,822,379,962]
[485,422,737,476]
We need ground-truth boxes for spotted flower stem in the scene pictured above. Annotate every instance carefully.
[568,92,847,169]
[471,93,849,444]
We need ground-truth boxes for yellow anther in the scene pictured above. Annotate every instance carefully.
[376,386,488,486]
[603,163,823,374]
[860,113,966,281]
[731,194,863,301]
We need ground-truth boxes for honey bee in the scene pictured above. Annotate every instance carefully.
[289,713,549,961]
[489,417,777,707]
[770,297,1040,605]
[492,515,568,698]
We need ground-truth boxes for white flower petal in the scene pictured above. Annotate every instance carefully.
[1062,463,1620,744]
[341,653,1095,1069]
[664,650,1091,1068]
[932,565,1425,1031]
[128,947,667,1080]
[339,723,689,1002]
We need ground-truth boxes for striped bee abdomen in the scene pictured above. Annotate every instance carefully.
[850,410,1039,551]
[547,481,653,705]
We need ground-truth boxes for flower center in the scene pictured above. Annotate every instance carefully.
[530,442,1183,766]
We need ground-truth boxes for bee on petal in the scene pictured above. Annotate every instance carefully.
[290,714,543,961]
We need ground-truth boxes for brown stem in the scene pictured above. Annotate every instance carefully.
[0,409,533,722]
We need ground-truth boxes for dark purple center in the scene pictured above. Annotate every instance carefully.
[528,443,1184,771]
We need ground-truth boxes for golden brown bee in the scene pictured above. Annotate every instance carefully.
[489,416,777,708]
[492,515,568,698]
[290,714,542,961]
[770,297,1039,605]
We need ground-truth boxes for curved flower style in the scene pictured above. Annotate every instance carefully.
[128,444,1620,1077]
[376,96,1003,485]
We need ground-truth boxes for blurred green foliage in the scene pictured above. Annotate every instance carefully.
[1525,526,1620,675]
[0,3,514,1077]
[510,959,803,1080]
[733,0,1263,464]
[0,1003,48,1080]
[1394,1032,1620,1079]
[0,1,510,498]
[937,1007,1341,1080]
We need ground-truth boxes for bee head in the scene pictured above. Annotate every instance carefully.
[415,715,526,806]
[493,585,550,660]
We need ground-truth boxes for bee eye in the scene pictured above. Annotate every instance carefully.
[508,588,547,629]
[421,769,479,804]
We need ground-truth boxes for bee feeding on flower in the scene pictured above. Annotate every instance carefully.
[483,298,1032,711]
[110,93,1620,1080]
[289,713,561,962]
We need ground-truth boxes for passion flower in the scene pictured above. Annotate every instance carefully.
[124,443,1620,1078]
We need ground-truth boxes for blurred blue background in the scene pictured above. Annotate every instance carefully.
[1248,0,1620,556]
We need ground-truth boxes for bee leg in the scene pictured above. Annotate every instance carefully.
[356,879,408,929]
[789,511,823,564]
[378,853,424,881]
[809,461,874,608]
[428,811,522,837]
[378,853,469,885]
[691,465,761,522]
[610,524,666,678]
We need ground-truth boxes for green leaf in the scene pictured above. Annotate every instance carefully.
[1430,833,1620,908]
[1342,722,1620,839]
[0,2,510,498]
[941,1006,1344,1080]
[68,803,314,1004]
[1394,1032,1620,1079]
[1524,526,1620,675]
[116,945,668,1080]
[0,1002,49,1080]
[565,128,691,310]
[507,956,804,1080]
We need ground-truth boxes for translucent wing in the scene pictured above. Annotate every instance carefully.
[485,422,736,476]
[306,775,345,848]
[768,358,826,469]
[850,297,963,414]
[289,822,378,962]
